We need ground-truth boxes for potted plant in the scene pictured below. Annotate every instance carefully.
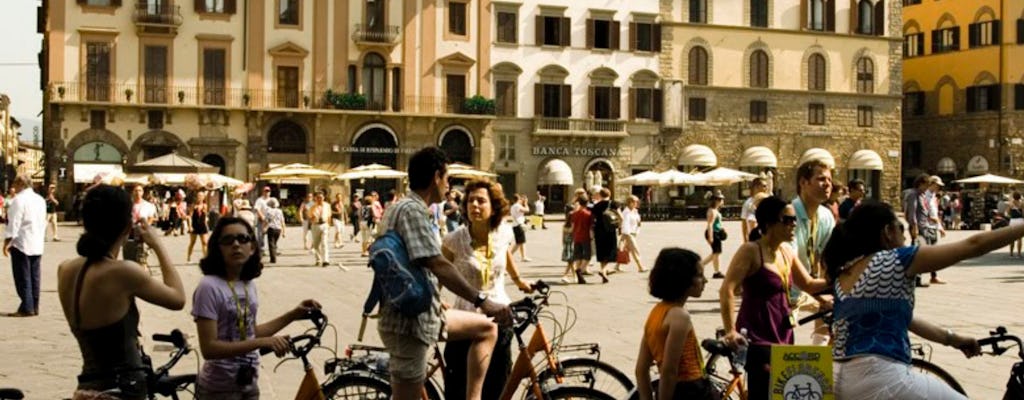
[57,86,65,99]
[303,95,311,108]
[242,93,251,106]
[332,92,367,110]
[177,90,185,104]
[124,88,133,102]
[463,95,496,115]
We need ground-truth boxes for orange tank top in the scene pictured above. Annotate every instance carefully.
[643,302,705,382]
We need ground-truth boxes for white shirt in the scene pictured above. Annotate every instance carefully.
[510,203,527,226]
[741,196,758,222]
[443,224,515,310]
[534,199,545,215]
[5,188,47,255]
[620,207,641,235]
[132,200,158,223]
[253,196,272,220]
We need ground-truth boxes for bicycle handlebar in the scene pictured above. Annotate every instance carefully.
[150,329,191,376]
[259,308,327,357]
[977,326,1024,359]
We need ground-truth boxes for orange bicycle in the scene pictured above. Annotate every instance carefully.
[629,329,748,400]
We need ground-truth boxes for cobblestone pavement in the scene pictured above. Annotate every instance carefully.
[0,220,1021,399]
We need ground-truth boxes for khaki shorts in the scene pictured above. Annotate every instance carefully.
[379,329,431,383]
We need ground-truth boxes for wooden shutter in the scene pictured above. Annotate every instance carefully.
[560,85,572,117]
[226,0,237,14]
[969,24,979,47]
[993,20,1002,44]
[990,85,1001,111]
[536,16,544,45]
[628,88,636,120]
[917,34,925,55]
[560,17,571,47]
[534,83,543,116]
[112,0,122,5]
[653,89,663,122]
[610,87,621,119]
[1018,19,1024,44]
[849,0,858,34]
[873,0,884,35]
[1016,84,1024,110]
[588,86,595,117]
[931,30,940,53]
[653,24,662,52]
[611,21,621,50]
[800,0,808,29]
[195,0,205,12]
[626,21,634,51]
[586,19,594,49]
[966,87,977,112]
[826,0,835,31]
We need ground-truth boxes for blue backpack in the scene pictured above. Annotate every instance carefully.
[362,205,434,318]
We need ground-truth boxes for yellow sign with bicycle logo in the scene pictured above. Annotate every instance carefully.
[769,345,834,400]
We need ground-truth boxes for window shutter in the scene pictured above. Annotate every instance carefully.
[931,30,940,53]
[534,83,543,116]
[826,0,835,31]
[535,16,544,45]
[873,0,884,35]
[585,19,594,49]
[112,0,122,5]
[953,28,961,50]
[610,87,621,119]
[849,0,858,34]
[917,34,925,55]
[226,0,237,14]
[653,89,663,122]
[628,88,636,120]
[993,20,1001,44]
[969,24,978,47]
[1018,19,1024,44]
[560,17,571,47]
[800,0,808,29]
[1015,84,1024,110]
[588,86,596,117]
[653,24,662,52]
[966,87,977,112]
[195,0,205,12]
[611,21,621,50]
[626,21,634,51]
[560,85,572,117]
[990,85,1001,111]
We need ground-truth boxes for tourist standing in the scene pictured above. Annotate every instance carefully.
[253,187,273,253]
[308,191,333,267]
[741,178,768,242]
[570,198,594,284]
[838,179,866,223]
[701,191,726,279]
[332,193,346,248]
[360,196,375,257]
[45,184,60,241]
[127,184,158,268]
[533,192,547,229]
[3,175,47,316]
[616,195,645,272]
[790,159,835,345]
[186,191,211,264]
[264,199,285,264]
[904,174,944,286]
[509,194,531,262]
[444,191,462,233]
[590,188,619,282]
[348,194,362,243]
[299,193,314,250]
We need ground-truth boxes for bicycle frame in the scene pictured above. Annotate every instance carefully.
[500,318,561,400]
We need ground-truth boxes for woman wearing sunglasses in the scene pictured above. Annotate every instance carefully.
[192,217,321,399]
[719,196,829,400]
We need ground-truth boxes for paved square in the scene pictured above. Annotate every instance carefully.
[0,220,1020,399]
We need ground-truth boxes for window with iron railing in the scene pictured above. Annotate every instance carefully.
[86,42,111,101]
[202,48,226,105]
[276,66,299,108]
[446,74,467,113]
[144,45,168,103]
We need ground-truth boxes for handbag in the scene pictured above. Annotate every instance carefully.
[714,229,728,241]
[616,249,630,264]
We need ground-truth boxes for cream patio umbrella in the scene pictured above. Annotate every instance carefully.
[692,167,759,186]
[954,174,1024,185]
[447,163,498,179]
[658,169,702,186]
[619,170,664,186]
[336,164,408,181]
[259,163,337,180]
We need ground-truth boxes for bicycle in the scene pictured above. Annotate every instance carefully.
[627,329,748,400]
[320,281,627,399]
[977,326,1024,399]
[0,389,23,400]
[259,308,342,400]
[96,329,197,399]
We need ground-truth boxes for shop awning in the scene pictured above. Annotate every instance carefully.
[798,148,836,169]
[739,146,778,168]
[937,157,957,174]
[538,159,573,186]
[848,150,884,170]
[678,144,717,167]
[73,163,124,183]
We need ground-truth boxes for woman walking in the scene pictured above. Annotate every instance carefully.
[58,185,185,399]
[702,191,727,279]
[1007,192,1023,257]
[348,194,361,243]
[331,193,346,248]
[264,199,285,264]
[192,217,321,399]
[591,188,620,280]
[186,191,210,264]
[616,195,645,272]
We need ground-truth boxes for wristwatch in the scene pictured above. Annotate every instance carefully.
[472,292,488,308]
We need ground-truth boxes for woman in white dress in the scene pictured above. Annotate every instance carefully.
[616,195,646,272]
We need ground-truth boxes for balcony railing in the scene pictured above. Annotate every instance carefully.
[47,82,496,118]
[353,24,401,44]
[533,117,628,137]
[133,2,183,27]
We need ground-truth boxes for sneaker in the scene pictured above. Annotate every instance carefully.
[560,274,573,284]
[521,257,533,262]
[712,272,725,279]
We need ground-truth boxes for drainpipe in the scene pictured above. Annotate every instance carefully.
[242,0,248,70]
[999,0,1006,174]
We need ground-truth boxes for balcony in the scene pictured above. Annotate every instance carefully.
[132,2,183,34]
[533,117,628,137]
[353,24,401,47]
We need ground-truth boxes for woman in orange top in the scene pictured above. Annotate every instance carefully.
[635,248,712,400]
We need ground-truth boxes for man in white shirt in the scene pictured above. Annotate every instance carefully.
[3,175,47,317]
[127,184,158,267]
[740,178,768,242]
[509,194,531,261]
[532,192,547,230]
[253,186,273,252]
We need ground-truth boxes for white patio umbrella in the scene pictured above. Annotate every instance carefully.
[336,164,407,180]
[447,163,497,179]
[954,174,1024,185]
[259,163,337,180]
[658,169,701,186]
[619,170,664,185]
[693,167,760,186]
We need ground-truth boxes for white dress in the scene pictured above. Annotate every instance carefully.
[443,224,515,310]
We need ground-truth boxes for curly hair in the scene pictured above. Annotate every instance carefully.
[648,248,703,301]
[200,217,263,281]
[461,179,509,230]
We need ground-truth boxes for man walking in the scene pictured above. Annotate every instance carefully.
[4,175,46,317]
[44,184,60,241]
[308,191,333,267]
[904,173,946,286]
[253,186,273,253]
[509,194,531,261]
[127,184,158,267]
[838,179,866,222]
[791,160,835,345]
[741,178,768,242]
[377,147,510,400]
[533,191,547,229]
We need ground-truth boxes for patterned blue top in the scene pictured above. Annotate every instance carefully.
[832,246,919,364]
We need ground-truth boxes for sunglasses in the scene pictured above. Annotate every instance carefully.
[780,215,798,225]
[218,234,254,246]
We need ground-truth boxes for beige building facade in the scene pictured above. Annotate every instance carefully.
[0,95,19,190]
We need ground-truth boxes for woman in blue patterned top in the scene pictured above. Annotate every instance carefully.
[822,201,1024,399]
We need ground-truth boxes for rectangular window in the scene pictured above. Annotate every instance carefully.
[902,140,921,170]
[904,33,924,57]
[278,0,299,26]
[931,27,960,53]
[495,80,516,117]
[499,134,516,160]
[967,84,1000,112]
[1016,84,1024,110]
[751,0,768,27]
[592,19,612,49]
[147,110,164,130]
[808,103,826,125]
[446,74,466,113]
[143,45,168,104]
[540,84,569,118]
[902,0,920,5]
[634,88,656,120]
[750,100,767,123]
[968,20,1000,48]
[497,11,517,43]
[200,0,230,13]
[276,66,299,107]
[857,106,873,127]
[688,97,706,121]
[85,0,114,5]
[89,110,106,129]
[689,0,707,23]
[449,1,466,36]
[539,16,570,46]
[391,67,402,112]
[1018,19,1024,44]
[202,48,226,105]
[346,65,357,93]
[631,22,661,52]
[85,42,111,101]
[903,91,925,116]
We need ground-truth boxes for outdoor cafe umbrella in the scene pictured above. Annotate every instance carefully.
[658,169,701,186]
[130,153,218,174]
[954,174,1024,185]
[259,163,337,180]
[619,170,663,185]
[447,163,498,179]
[693,167,759,186]
[336,164,407,180]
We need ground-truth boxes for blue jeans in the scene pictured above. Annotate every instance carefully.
[11,247,41,314]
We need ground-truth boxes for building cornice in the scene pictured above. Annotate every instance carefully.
[684,85,903,100]
[663,22,902,43]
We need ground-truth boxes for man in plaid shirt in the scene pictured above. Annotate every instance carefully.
[377,147,512,400]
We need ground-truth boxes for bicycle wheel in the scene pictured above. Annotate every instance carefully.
[911,359,967,396]
[541,386,617,400]
[538,357,634,399]
[321,374,391,400]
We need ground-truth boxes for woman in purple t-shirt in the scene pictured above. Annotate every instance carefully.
[192,217,321,399]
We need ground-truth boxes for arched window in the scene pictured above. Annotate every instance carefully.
[688,47,708,85]
[858,0,874,34]
[267,120,306,154]
[856,57,874,94]
[808,53,826,91]
[363,53,386,110]
[749,50,769,88]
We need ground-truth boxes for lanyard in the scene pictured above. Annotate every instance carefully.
[806,215,818,276]
[228,281,249,341]
[774,249,792,306]
[472,233,494,289]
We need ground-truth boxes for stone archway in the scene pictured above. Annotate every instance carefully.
[267,119,307,154]
[202,154,227,175]
[350,124,399,200]
[438,126,474,165]
[129,130,189,164]
[66,128,131,162]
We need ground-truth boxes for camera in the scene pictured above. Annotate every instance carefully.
[236,364,255,386]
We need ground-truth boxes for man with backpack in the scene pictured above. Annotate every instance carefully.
[376,147,512,400]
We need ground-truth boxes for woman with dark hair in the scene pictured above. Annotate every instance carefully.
[635,248,711,400]
[57,185,185,399]
[186,191,210,264]
[702,192,727,279]
[441,179,532,400]
[719,196,828,400]
[822,201,1015,398]
[192,217,321,399]
[1006,192,1023,257]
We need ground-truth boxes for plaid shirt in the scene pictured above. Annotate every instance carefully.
[376,192,445,345]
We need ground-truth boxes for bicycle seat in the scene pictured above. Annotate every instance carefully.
[701,339,733,358]
[152,374,196,396]
[0,388,24,399]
